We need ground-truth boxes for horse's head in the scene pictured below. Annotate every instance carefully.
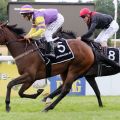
[0,22,25,45]
[0,22,8,45]
[54,27,76,39]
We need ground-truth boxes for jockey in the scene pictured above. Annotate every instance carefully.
[20,5,64,57]
[79,8,119,47]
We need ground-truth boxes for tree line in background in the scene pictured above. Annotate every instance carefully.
[0,0,120,38]
[0,0,35,21]
[0,0,8,21]
[94,0,120,38]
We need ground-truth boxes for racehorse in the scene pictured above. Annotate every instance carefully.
[0,22,119,112]
[43,28,120,107]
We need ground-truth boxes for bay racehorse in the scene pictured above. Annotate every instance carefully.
[0,22,119,112]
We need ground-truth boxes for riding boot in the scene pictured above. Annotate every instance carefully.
[46,41,55,57]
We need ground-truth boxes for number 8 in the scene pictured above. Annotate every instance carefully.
[108,50,115,61]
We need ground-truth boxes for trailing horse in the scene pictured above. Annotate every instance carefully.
[0,23,119,112]
[43,28,120,107]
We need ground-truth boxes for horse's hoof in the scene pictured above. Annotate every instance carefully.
[99,105,103,107]
[41,108,48,112]
[41,98,46,102]
[45,98,52,106]
[41,97,52,104]
[6,106,11,112]
[45,98,52,104]
[37,89,44,94]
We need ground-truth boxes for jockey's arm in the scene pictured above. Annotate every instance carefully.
[26,25,36,37]
[29,16,46,38]
[81,22,97,40]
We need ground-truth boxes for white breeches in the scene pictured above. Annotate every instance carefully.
[44,13,64,42]
[32,79,50,89]
[94,20,119,45]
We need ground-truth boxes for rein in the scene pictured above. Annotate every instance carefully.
[0,23,45,62]
[14,48,39,61]
[5,40,19,45]
[5,39,40,61]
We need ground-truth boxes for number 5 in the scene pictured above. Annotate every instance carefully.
[57,42,65,53]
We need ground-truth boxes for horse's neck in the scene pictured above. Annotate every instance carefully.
[6,40,32,58]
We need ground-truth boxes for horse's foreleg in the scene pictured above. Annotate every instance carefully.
[86,76,103,107]
[19,82,44,99]
[5,73,30,112]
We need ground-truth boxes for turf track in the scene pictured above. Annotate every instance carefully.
[0,96,120,120]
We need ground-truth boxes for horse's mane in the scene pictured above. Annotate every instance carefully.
[54,27,77,39]
[62,30,77,38]
[6,24,25,35]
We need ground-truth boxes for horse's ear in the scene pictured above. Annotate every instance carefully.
[3,21,9,26]
[0,21,9,28]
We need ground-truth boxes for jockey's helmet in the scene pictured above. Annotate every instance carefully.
[79,8,91,17]
[20,5,34,14]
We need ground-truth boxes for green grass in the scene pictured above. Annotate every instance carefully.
[0,96,120,120]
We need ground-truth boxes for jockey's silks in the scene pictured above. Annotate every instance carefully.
[27,9,58,38]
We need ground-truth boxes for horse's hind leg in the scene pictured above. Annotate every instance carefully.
[42,72,75,112]
[19,82,44,99]
[86,76,103,107]
[42,75,103,107]
[42,84,62,102]
[42,73,67,102]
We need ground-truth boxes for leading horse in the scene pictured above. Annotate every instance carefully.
[0,22,119,112]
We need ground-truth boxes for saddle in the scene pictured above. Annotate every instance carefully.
[34,37,58,55]
[82,39,102,52]
[34,38,74,77]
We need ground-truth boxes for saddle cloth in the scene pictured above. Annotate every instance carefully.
[102,47,119,63]
[86,46,120,76]
[39,38,74,64]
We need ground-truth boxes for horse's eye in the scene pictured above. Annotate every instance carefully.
[21,14,27,18]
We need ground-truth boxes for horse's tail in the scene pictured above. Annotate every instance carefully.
[98,53,120,72]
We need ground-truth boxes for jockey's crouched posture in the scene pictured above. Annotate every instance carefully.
[20,5,64,57]
[79,8,119,47]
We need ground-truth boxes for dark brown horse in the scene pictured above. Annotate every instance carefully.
[43,29,120,108]
[40,33,120,111]
[0,23,119,112]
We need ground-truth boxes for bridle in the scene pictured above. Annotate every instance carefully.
[0,22,46,61]
[0,29,39,61]
[0,22,27,46]
[0,23,7,45]
[0,28,24,46]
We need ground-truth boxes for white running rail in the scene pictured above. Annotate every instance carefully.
[0,56,14,61]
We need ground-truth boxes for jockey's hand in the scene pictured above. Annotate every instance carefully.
[24,35,31,39]
[24,35,31,43]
